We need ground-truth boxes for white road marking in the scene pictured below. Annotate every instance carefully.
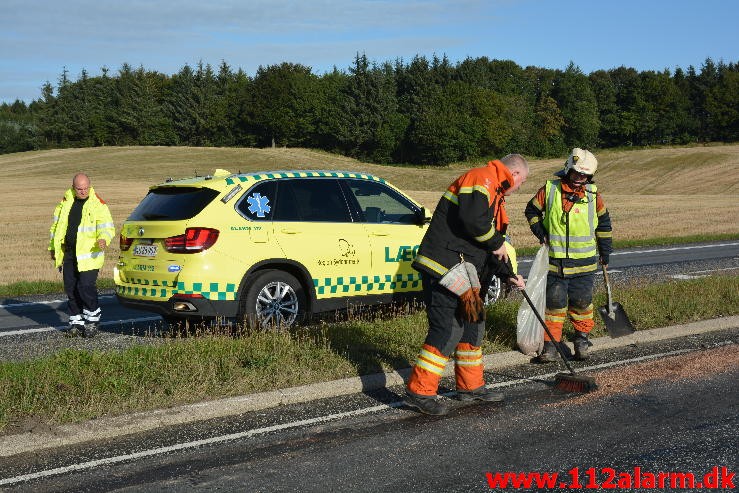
[1,344,725,487]
[669,266,739,280]
[610,241,739,256]
[0,317,161,338]
[508,241,739,265]
[0,295,116,309]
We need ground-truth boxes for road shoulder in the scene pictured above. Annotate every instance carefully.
[2,315,738,457]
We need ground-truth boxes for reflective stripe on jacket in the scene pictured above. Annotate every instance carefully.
[544,179,598,259]
[49,187,115,271]
[412,160,515,280]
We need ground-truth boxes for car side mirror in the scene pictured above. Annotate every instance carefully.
[416,207,432,225]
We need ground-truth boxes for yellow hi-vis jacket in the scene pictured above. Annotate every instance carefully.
[48,187,115,271]
[543,179,598,259]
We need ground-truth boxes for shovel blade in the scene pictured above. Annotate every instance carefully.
[597,302,635,338]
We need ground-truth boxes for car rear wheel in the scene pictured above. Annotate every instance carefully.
[239,270,307,329]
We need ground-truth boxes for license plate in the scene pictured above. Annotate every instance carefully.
[133,244,158,257]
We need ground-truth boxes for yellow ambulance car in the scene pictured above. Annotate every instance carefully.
[115,169,435,327]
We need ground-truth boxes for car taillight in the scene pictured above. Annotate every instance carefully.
[164,228,219,253]
[120,234,133,251]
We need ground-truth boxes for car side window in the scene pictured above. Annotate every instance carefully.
[346,179,419,224]
[236,181,276,221]
[274,179,352,223]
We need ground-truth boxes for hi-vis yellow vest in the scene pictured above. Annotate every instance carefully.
[48,187,115,271]
[543,180,597,259]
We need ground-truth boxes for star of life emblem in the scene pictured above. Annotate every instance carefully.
[247,193,271,218]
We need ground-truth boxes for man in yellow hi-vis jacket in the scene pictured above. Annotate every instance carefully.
[49,173,115,337]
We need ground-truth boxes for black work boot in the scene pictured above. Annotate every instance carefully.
[538,341,559,363]
[83,322,99,338]
[62,323,84,337]
[456,386,504,402]
[573,331,591,360]
[404,392,450,416]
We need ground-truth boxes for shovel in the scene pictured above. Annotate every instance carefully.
[597,264,635,337]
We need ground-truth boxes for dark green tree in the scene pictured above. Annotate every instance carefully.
[528,94,566,157]
[0,100,40,153]
[608,66,644,145]
[706,66,739,141]
[589,70,619,147]
[114,64,174,145]
[639,69,690,145]
[552,62,599,148]
[336,54,405,163]
[250,62,318,147]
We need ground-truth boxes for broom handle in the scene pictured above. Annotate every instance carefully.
[520,289,577,375]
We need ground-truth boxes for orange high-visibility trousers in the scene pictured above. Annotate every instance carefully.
[544,307,567,342]
[453,342,484,391]
[407,344,448,396]
[568,304,594,333]
[407,343,486,395]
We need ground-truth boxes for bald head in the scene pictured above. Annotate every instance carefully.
[72,173,91,200]
[500,154,529,195]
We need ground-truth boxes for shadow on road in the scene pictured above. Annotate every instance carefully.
[0,295,68,329]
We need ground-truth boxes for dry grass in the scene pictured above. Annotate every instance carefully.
[2,144,738,284]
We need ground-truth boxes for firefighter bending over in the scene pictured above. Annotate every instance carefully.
[406,154,529,415]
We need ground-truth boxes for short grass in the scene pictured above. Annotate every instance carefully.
[1,274,737,434]
[1,144,738,285]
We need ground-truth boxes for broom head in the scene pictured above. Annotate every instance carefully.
[554,372,598,393]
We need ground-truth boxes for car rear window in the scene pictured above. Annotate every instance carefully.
[127,186,220,221]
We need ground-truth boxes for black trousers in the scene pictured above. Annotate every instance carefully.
[421,272,485,357]
[545,273,595,311]
[62,252,100,320]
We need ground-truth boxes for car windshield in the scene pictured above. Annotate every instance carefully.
[127,186,220,221]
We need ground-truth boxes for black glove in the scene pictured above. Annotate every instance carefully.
[600,254,610,265]
[530,223,548,245]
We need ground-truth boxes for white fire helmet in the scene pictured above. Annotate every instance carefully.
[564,148,598,176]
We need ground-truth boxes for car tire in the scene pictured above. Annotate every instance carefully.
[239,270,307,329]
[483,276,502,306]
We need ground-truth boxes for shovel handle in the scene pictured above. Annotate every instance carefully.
[520,289,577,375]
[602,263,615,313]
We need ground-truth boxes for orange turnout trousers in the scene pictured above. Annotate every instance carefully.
[407,343,485,396]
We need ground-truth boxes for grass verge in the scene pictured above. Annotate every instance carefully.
[0,279,116,298]
[1,274,737,434]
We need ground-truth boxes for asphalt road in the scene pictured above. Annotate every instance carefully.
[1,326,737,492]
[0,240,737,491]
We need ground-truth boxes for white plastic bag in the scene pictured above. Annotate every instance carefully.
[516,245,549,356]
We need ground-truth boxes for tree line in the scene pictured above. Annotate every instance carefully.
[1,55,737,164]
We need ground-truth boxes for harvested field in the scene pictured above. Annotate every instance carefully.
[1,144,738,284]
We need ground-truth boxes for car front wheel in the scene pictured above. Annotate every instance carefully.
[483,276,502,306]
[240,270,307,328]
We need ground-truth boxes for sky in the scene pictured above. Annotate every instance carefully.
[1,0,737,104]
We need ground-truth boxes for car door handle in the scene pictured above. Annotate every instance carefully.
[370,231,390,236]
[280,228,301,234]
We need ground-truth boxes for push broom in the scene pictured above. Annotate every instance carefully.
[520,290,598,393]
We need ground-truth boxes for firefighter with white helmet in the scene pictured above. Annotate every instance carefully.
[562,147,598,177]
[525,148,612,361]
